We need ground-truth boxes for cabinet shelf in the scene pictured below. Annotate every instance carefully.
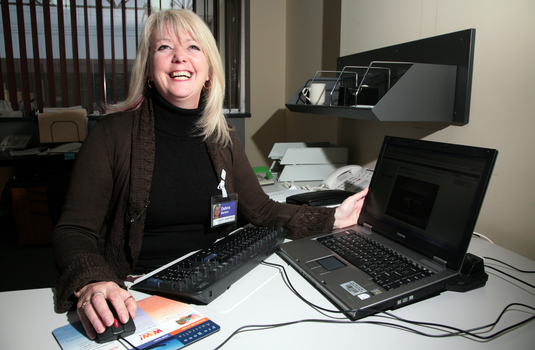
[286,29,475,125]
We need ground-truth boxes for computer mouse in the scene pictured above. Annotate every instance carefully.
[96,300,136,343]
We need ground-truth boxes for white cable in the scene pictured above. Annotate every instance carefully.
[472,232,494,244]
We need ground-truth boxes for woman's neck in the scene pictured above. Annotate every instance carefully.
[151,91,203,137]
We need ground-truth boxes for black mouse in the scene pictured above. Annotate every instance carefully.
[96,300,136,343]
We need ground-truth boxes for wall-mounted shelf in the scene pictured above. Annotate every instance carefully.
[286,29,475,125]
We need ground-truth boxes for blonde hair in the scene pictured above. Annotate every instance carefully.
[107,9,231,146]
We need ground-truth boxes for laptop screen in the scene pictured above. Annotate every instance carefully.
[359,136,497,271]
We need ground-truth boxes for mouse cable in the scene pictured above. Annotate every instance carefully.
[116,335,141,350]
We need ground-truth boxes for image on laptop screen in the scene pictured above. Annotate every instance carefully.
[360,137,497,270]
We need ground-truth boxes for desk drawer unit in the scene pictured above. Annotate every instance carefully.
[11,186,53,245]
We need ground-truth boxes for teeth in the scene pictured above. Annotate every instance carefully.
[170,71,191,79]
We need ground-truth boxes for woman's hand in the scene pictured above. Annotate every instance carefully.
[333,188,368,229]
[75,281,137,339]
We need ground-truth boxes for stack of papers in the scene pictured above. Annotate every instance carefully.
[0,100,23,118]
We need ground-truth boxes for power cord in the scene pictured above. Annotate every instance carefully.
[261,261,348,317]
[471,233,535,289]
[472,232,494,243]
[212,260,535,349]
[214,303,535,348]
[484,256,535,273]
[381,303,535,340]
[483,256,535,289]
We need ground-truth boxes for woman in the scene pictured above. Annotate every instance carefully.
[52,9,368,339]
[213,204,221,219]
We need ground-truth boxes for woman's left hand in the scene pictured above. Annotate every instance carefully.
[333,188,368,229]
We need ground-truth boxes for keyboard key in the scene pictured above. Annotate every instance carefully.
[319,232,434,291]
[132,226,287,304]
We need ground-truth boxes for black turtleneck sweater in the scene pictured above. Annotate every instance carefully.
[137,93,220,270]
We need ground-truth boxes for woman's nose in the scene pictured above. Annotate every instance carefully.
[173,49,186,62]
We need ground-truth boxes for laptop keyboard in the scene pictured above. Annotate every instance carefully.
[319,230,434,291]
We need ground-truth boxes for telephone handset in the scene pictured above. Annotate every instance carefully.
[1,134,32,150]
[286,165,372,207]
[321,164,373,192]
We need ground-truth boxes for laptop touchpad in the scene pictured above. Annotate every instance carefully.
[318,256,346,272]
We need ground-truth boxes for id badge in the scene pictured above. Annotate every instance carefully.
[211,193,238,227]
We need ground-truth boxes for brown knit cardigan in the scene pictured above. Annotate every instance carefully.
[52,98,335,313]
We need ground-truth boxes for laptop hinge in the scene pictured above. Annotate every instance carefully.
[433,256,448,268]
[363,223,372,231]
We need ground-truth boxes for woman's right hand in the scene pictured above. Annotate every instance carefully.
[75,281,137,339]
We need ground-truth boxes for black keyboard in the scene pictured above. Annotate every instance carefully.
[318,230,434,291]
[131,225,287,304]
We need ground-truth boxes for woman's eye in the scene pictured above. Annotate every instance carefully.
[157,45,171,51]
[189,45,201,51]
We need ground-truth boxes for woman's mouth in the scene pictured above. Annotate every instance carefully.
[169,71,192,80]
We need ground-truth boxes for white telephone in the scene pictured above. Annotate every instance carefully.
[322,165,373,192]
[1,134,32,150]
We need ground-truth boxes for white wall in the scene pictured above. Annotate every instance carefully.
[247,0,339,167]
[246,0,288,166]
[338,0,535,259]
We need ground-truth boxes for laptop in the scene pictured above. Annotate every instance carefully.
[277,136,498,320]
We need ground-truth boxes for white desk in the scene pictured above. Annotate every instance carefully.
[1,237,534,349]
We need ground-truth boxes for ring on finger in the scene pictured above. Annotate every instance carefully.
[91,291,105,299]
[81,300,91,309]
[125,295,135,302]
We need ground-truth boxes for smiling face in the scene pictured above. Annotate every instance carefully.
[149,27,210,109]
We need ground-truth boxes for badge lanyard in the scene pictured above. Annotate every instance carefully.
[211,169,238,228]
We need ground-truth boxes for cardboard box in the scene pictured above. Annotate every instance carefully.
[38,108,88,143]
